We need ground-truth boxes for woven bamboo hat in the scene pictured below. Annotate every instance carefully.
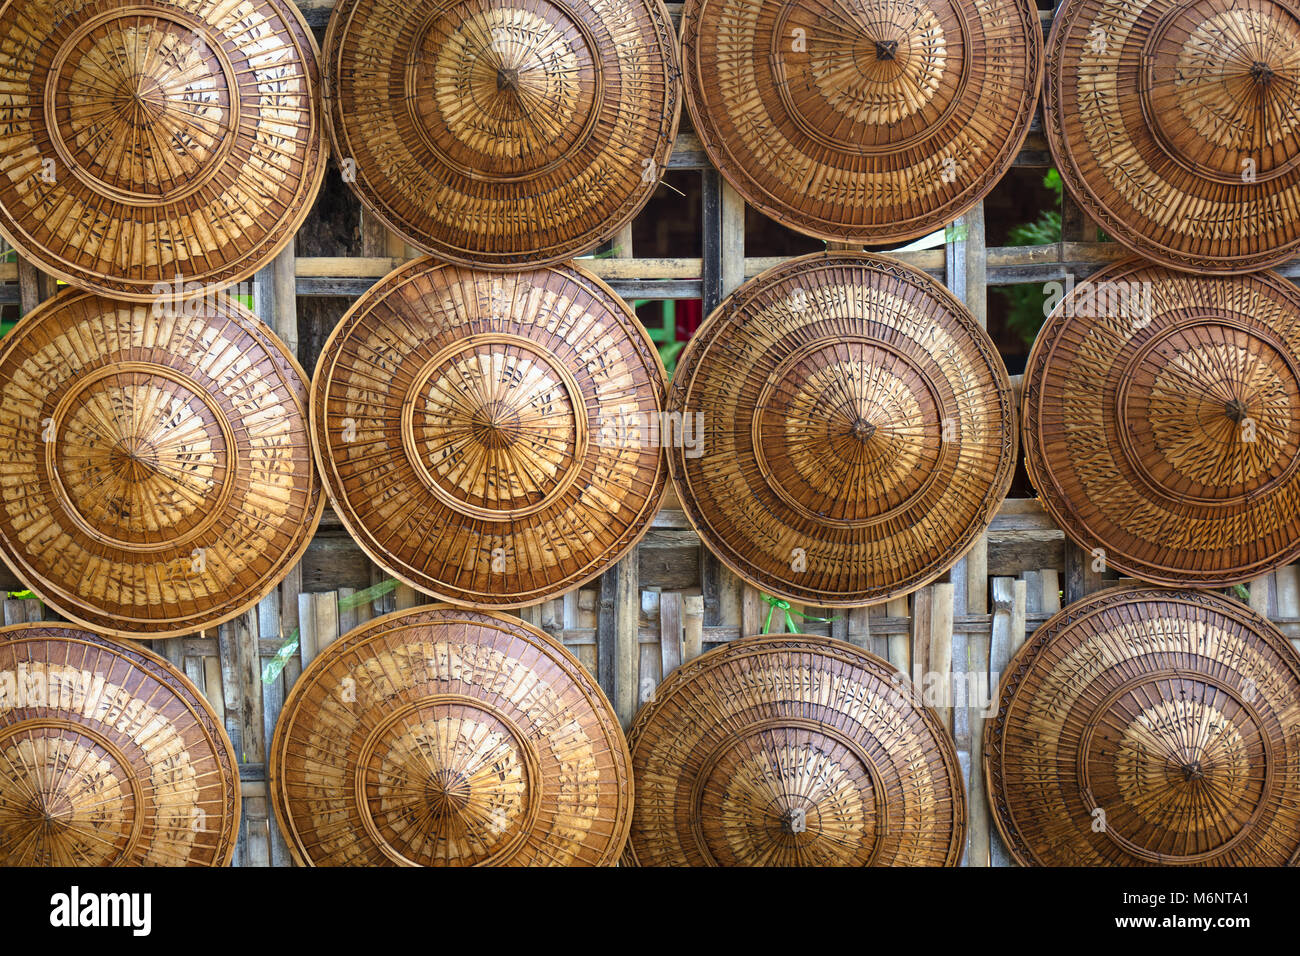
[0,623,240,866]
[1046,0,1300,273]
[0,288,323,638]
[680,0,1041,243]
[0,0,325,300]
[986,586,1300,866]
[269,605,632,866]
[668,252,1016,607]
[625,635,965,866]
[1024,258,1300,588]
[311,257,667,608]
[322,0,680,269]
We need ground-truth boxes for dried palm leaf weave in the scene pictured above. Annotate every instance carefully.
[1045,0,1300,273]
[625,634,966,866]
[0,623,240,866]
[269,605,632,866]
[1023,258,1300,587]
[680,0,1042,243]
[311,257,668,608]
[985,585,1300,866]
[0,288,323,638]
[0,0,326,299]
[322,0,680,268]
[667,252,1017,607]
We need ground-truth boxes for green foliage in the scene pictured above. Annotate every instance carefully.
[997,169,1063,346]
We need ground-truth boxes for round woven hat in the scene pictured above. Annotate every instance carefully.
[986,586,1300,866]
[625,635,965,866]
[0,0,325,300]
[322,0,680,269]
[1046,0,1300,273]
[668,252,1016,607]
[1024,258,1300,588]
[0,288,323,638]
[680,0,1041,243]
[0,623,240,866]
[312,257,667,608]
[269,605,632,866]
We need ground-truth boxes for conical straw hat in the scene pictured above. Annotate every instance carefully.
[322,0,680,268]
[985,585,1300,866]
[668,252,1017,607]
[680,0,1042,243]
[0,623,240,866]
[625,635,965,866]
[1024,258,1300,587]
[1045,0,1300,273]
[311,257,667,608]
[0,288,323,637]
[269,605,632,866]
[0,0,325,299]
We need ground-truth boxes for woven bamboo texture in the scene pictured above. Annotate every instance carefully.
[668,252,1017,607]
[311,256,668,608]
[624,634,965,866]
[269,604,631,866]
[1045,0,1300,274]
[985,585,1300,866]
[5,0,1300,869]
[0,623,240,866]
[1023,258,1300,588]
[680,0,1041,243]
[0,287,323,638]
[0,0,326,300]
[322,0,680,268]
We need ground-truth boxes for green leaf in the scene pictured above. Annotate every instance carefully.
[261,628,300,684]
[337,578,399,611]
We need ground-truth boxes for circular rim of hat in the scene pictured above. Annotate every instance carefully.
[667,250,1018,607]
[0,622,241,866]
[321,0,681,269]
[624,633,967,866]
[0,287,324,638]
[310,256,669,608]
[0,0,327,300]
[1044,0,1300,274]
[983,585,1300,867]
[268,603,633,866]
[680,0,1043,244]
[1023,256,1300,587]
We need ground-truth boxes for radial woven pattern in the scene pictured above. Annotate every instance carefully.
[269,605,632,866]
[312,258,667,607]
[323,0,679,268]
[0,0,325,299]
[1024,258,1300,587]
[0,624,240,866]
[680,0,1041,243]
[0,288,323,637]
[668,252,1016,606]
[986,586,1300,866]
[1047,0,1300,273]
[625,635,965,866]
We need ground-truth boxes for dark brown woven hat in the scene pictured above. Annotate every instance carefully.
[269,605,632,866]
[680,0,1042,243]
[311,257,668,608]
[625,634,965,866]
[985,585,1300,866]
[322,0,680,268]
[1046,0,1300,273]
[0,0,325,299]
[668,252,1016,607]
[0,623,240,866]
[0,288,323,638]
[1024,258,1300,588]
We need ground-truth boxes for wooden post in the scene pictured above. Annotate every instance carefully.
[682,594,704,663]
